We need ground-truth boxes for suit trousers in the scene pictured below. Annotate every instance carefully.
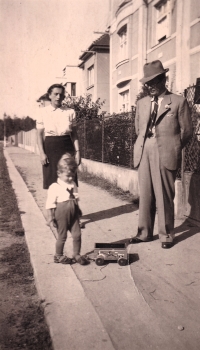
[55,201,81,257]
[137,137,176,243]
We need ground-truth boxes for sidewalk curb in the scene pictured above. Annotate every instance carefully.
[4,149,115,350]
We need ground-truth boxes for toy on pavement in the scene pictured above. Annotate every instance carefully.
[93,243,128,266]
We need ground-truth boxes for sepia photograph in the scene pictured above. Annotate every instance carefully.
[0,0,200,349]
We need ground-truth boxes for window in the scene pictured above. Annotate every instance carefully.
[88,65,94,87]
[71,83,76,96]
[118,25,128,62]
[119,90,129,112]
[155,0,169,43]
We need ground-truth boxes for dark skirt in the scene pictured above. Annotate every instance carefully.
[43,135,77,189]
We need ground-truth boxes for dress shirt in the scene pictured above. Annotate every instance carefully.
[36,104,76,136]
[46,178,79,209]
[151,89,167,112]
[149,90,167,137]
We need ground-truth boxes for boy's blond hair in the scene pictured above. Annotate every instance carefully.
[60,152,74,161]
[57,155,77,174]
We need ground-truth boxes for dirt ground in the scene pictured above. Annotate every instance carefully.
[0,143,53,350]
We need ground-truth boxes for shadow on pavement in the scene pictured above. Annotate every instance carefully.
[174,218,200,244]
[128,253,140,264]
[148,221,199,245]
[81,203,138,225]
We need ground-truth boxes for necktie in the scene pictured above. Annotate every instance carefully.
[147,96,158,137]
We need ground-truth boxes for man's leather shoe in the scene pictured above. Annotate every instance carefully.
[162,242,174,249]
[129,237,153,244]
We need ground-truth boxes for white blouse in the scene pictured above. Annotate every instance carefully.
[36,104,76,136]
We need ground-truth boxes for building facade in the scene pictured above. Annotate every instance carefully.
[108,0,200,113]
[78,34,110,113]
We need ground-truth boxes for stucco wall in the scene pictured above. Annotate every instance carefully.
[13,129,200,223]
[96,52,110,112]
[79,158,183,219]
[190,52,200,85]
[147,37,176,64]
[183,172,200,224]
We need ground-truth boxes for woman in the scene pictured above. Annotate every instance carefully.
[36,84,80,189]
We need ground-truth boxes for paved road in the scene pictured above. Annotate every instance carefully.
[4,146,200,350]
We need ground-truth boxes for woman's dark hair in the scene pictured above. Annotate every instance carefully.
[47,84,65,96]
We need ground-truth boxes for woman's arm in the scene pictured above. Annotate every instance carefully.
[37,128,49,165]
[71,126,81,165]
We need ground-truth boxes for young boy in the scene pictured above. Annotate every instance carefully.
[46,156,88,265]
[60,152,85,228]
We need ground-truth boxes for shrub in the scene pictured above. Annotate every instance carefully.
[63,93,105,120]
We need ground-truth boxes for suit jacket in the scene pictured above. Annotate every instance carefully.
[134,90,193,170]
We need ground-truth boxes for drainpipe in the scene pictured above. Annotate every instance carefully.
[143,0,148,63]
[3,113,6,148]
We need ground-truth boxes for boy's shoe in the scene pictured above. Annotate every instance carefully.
[74,255,90,265]
[54,255,73,264]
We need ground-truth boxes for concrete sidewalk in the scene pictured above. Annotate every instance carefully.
[4,146,200,350]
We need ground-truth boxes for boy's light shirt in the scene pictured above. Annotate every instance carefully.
[46,178,79,209]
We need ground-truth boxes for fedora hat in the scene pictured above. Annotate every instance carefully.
[140,60,169,84]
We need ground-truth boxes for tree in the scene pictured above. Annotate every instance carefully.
[0,114,36,138]
[4,116,15,137]
[135,85,150,104]
[0,119,4,140]
[63,93,105,120]
[12,116,22,134]
[20,116,36,131]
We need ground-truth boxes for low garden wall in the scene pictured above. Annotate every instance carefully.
[79,158,182,219]
[11,129,199,224]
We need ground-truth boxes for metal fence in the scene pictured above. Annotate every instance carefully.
[182,85,200,176]
[77,87,200,178]
[77,109,137,168]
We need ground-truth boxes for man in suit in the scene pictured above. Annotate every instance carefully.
[130,60,193,248]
